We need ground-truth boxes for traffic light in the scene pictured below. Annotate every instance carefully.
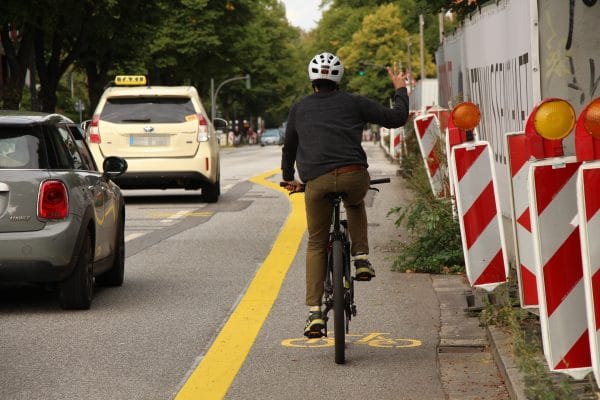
[358,62,365,76]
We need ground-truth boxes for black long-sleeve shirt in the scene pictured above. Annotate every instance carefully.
[281,87,409,182]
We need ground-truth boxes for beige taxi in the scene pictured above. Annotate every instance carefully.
[87,76,220,202]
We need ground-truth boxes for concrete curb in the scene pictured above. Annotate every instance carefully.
[487,326,528,400]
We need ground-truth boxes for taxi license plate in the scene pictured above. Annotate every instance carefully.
[130,135,169,146]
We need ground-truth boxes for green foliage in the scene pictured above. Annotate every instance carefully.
[335,3,437,104]
[389,118,463,274]
[1,0,462,124]
[414,0,480,21]
[213,0,305,125]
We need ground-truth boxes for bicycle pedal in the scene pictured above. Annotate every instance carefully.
[354,275,372,281]
[305,331,324,339]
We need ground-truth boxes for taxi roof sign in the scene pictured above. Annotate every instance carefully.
[114,75,147,86]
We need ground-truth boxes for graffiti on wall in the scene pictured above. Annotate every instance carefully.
[540,0,600,112]
[467,54,533,165]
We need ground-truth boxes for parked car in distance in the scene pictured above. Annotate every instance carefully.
[87,75,221,202]
[260,128,283,146]
[0,111,128,309]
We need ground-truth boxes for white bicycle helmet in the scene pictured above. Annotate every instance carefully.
[308,52,344,84]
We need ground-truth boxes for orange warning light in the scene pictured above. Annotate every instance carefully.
[583,98,600,139]
[533,99,575,140]
[451,102,480,130]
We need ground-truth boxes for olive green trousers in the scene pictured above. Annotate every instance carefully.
[304,168,370,306]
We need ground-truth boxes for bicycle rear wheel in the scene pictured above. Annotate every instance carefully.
[332,239,345,364]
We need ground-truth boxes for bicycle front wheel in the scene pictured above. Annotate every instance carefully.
[332,239,346,364]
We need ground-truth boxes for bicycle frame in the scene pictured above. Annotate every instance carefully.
[322,194,355,338]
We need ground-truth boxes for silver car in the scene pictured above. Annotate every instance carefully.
[260,128,283,146]
[0,111,128,309]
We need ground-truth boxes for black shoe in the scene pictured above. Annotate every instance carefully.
[354,258,375,281]
[304,310,325,338]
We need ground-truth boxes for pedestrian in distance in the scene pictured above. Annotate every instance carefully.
[280,52,409,337]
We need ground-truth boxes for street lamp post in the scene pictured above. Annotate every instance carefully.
[210,74,251,124]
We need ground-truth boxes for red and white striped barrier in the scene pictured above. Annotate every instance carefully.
[578,162,600,385]
[414,114,446,198]
[389,128,402,160]
[449,141,508,290]
[529,157,591,378]
[505,132,538,308]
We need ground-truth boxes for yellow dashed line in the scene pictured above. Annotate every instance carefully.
[175,169,305,400]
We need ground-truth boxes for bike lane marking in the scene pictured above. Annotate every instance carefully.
[175,169,305,400]
[281,333,422,349]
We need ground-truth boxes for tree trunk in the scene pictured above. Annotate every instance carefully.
[34,20,79,113]
[0,24,34,110]
[85,61,109,113]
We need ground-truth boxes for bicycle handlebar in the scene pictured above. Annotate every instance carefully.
[280,177,390,193]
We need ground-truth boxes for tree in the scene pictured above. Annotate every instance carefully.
[337,3,436,104]
[215,0,305,125]
[32,0,93,112]
[0,1,35,109]
[77,0,160,111]
[307,4,373,60]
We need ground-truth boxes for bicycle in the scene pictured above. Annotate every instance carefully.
[282,177,390,364]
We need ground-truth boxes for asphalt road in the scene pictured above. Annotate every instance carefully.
[0,142,508,400]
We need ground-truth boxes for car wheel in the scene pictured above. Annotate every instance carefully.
[59,230,94,310]
[96,214,125,287]
[203,172,220,203]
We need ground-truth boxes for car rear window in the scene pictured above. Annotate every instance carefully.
[0,127,45,169]
[264,130,280,137]
[100,97,197,123]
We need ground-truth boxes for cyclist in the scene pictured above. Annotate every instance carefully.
[281,52,409,337]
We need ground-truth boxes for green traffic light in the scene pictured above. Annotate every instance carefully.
[358,61,365,76]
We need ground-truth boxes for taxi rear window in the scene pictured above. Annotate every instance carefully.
[100,97,196,123]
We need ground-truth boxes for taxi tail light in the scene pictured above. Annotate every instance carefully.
[197,114,209,142]
[38,180,69,219]
[89,114,101,144]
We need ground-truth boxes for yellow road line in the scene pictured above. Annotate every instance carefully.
[175,169,305,400]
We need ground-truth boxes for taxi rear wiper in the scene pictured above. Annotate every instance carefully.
[121,118,151,122]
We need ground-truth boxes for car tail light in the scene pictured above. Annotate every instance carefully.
[197,114,209,142]
[38,180,69,219]
[89,114,101,144]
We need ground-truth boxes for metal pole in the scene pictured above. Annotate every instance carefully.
[210,78,215,124]
[419,14,426,81]
[438,11,444,45]
[407,40,412,91]
[210,75,249,124]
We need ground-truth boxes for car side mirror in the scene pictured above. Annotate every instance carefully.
[103,156,128,178]
[213,118,228,129]
[81,120,91,132]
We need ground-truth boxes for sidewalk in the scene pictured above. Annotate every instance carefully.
[371,139,597,400]
[365,141,514,399]
[433,275,526,400]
